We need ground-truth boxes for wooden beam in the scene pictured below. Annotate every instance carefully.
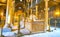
[0,3,6,6]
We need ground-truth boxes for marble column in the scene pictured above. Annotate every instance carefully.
[36,0,38,17]
[44,0,49,31]
[4,0,15,28]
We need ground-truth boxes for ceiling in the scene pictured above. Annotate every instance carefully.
[0,0,60,10]
[37,0,60,10]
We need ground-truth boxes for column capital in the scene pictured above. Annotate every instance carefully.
[44,0,49,2]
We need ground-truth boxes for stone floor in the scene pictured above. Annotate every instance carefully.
[0,27,60,37]
[22,27,60,37]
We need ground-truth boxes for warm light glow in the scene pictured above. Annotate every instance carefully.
[1,12,3,16]
[54,12,60,16]
[55,12,59,15]
[20,0,22,2]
